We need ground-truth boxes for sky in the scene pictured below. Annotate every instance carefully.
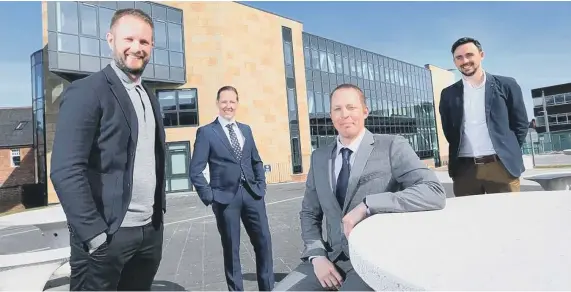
[1,1,570,120]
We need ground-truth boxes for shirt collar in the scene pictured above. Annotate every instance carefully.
[335,128,366,157]
[462,69,486,89]
[218,115,237,128]
[110,60,142,90]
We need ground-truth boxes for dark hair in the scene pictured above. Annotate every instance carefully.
[217,85,239,101]
[451,37,482,54]
[110,8,154,30]
[330,83,366,106]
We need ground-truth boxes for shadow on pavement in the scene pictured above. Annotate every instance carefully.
[242,272,289,283]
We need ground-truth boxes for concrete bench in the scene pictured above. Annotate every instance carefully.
[348,191,571,291]
[523,172,571,191]
[563,149,571,155]
[0,205,70,291]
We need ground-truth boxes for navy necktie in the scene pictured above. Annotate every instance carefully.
[336,148,352,208]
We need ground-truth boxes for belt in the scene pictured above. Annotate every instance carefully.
[460,154,498,165]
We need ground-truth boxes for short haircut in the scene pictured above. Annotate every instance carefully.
[217,85,239,102]
[110,8,154,30]
[451,37,482,54]
[330,83,366,106]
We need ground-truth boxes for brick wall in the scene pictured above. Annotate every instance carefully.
[0,147,36,213]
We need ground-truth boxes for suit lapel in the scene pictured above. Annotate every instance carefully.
[143,83,165,150]
[103,65,138,143]
[484,72,494,119]
[237,123,249,158]
[324,143,342,214]
[453,81,464,129]
[342,131,374,214]
[212,118,238,162]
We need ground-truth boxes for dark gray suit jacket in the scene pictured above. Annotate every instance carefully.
[50,65,167,244]
[300,130,446,261]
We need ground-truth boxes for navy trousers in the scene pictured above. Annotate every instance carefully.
[212,183,274,291]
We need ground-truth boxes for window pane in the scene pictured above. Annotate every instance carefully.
[154,21,167,49]
[178,90,197,110]
[304,48,311,69]
[100,40,111,58]
[135,2,151,16]
[80,4,97,36]
[169,51,183,67]
[179,111,198,126]
[57,2,78,34]
[167,23,183,52]
[152,4,167,20]
[58,34,79,53]
[167,8,182,23]
[80,37,99,56]
[158,91,176,111]
[99,8,114,39]
[154,49,169,66]
[163,112,178,127]
[284,43,293,66]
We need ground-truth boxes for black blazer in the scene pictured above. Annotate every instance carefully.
[189,118,267,205]
[50,65,167,244]
[439,72,529,179]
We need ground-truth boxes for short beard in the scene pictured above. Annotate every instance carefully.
[113,55,148,78]
[460,64,479,77]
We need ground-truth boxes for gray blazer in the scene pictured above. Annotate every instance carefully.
[299,130,446,261]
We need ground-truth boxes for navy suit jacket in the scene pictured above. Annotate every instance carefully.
[50,65,167,244]
[439,72,529,179]
[189,118,266,205]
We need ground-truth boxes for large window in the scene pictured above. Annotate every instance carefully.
[47,1,186,83]
[302,33,438,159]
[157,88,199,127]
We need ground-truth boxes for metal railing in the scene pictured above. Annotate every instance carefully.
[521,132,571,155]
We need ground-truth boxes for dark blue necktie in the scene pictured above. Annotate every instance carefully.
[336,148,352,208]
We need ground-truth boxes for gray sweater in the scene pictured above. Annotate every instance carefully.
[88,61,157,251]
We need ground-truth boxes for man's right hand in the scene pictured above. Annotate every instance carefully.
[311,256,343,290]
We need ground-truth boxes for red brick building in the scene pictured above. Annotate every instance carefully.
[0,107,36,213]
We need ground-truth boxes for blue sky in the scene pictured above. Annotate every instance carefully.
[1,1,570,120]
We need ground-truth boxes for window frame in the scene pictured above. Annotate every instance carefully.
[11,149,21,167]
[156,88,200,128]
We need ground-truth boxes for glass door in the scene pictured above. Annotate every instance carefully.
[165,141,192,193]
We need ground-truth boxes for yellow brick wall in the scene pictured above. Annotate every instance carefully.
[426,65,456,165]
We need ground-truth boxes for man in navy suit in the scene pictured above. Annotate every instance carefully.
[439,37,529,196]
[190,86,274,291]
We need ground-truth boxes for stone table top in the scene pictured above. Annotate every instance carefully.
[348,191,571,291]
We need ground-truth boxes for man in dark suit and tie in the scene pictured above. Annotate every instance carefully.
[50,8,166,291]
[190,86,274,291]
[439,37,529,196]
[274,84,446,291]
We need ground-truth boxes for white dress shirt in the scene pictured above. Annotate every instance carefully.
[218,116,245,150]
[459,71,497,157]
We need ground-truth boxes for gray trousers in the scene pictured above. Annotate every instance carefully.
[273,258,373,291]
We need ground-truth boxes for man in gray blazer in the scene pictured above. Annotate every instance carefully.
[274,84,447,291]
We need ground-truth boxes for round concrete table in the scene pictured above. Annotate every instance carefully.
[348,191,571,291]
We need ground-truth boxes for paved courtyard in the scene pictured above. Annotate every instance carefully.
[0,171,546,291]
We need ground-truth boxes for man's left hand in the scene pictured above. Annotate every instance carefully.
[342,202,368,238]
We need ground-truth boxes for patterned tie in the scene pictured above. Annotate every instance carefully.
[226,123,242,160]
[226,123,244,180]
[336,148,353,208]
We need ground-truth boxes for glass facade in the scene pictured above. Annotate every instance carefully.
[281,26,303,174]
[46,1,186,83]
[31,49,47,203]
[302,33,438,159]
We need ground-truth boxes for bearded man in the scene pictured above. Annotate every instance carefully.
[50,8,166,291]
